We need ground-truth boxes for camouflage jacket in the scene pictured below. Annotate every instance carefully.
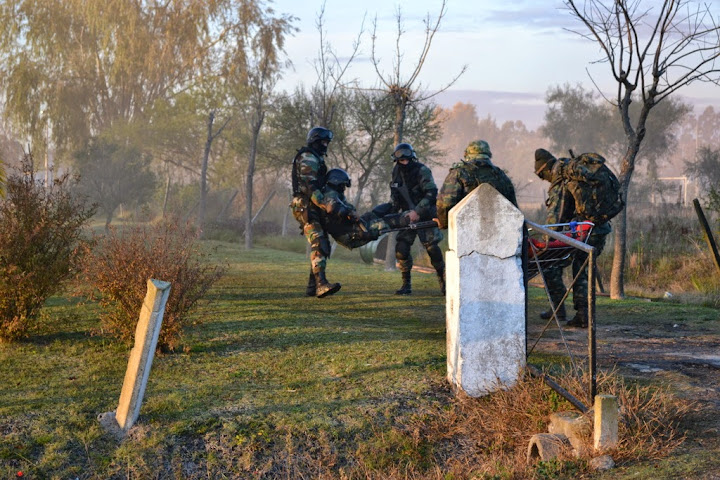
[436,155,517,229]
[390,161,438,220]
[545,158,612,234]
[320,188,357,235]
[292,148,332,212]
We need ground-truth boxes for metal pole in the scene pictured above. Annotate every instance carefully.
[693,198,720,274]
[527,365,588,413]
[588,247,597,402]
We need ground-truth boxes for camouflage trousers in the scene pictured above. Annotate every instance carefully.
[329,211,387,250]
[395,226,445,275]
[543,230,608,311]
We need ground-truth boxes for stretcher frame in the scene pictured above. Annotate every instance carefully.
[524,220,599,408]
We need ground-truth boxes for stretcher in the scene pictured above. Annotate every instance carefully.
[526,221,594,281]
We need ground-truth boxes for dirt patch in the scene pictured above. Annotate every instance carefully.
[527,299,720,475]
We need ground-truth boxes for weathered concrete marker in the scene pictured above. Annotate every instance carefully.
[445,184,526,397]
[99,279,171,437]
[593,394,619,451]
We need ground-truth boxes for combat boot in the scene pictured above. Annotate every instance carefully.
[395,271,412,295]
[437,271,446,295]
[540,304,567,322]
[305,270,316,297]
[566,308,588,328]
[315,270,341,298]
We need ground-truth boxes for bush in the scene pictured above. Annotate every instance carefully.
[81,219,226,351]
[0,154,95,341]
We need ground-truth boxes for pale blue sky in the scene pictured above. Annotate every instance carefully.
[271,0,720,126]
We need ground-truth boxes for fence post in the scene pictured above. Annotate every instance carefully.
[99,279,171,437]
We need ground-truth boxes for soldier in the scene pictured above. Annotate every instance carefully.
[436,140,518,230]
[534,148,613,327]
[290,126,345,298]
[388,142,445,295]
[321,168,409,250]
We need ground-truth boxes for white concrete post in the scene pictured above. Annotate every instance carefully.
[99,279,171,437]
[593,394,619,451]
[446,184,526,397]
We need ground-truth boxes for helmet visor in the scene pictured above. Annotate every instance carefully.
[392,147,414,160]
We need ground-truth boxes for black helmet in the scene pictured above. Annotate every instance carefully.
[306,126,333,145]
[326,168,351,190]
[391,142,417,161]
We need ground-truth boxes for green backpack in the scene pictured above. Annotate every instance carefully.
[564,152,624,224]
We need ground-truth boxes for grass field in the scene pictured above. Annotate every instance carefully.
[1,241,719,479]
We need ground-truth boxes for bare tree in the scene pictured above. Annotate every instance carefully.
[369,0,466,270]
[564,0,720,298]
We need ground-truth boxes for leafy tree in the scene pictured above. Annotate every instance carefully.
[0,1,226,159]
[73,138,156,229]
[685,146,720,196]
[564,0,720,299]
[541,84,690,175]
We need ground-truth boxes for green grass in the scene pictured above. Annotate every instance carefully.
[1,241,718,479]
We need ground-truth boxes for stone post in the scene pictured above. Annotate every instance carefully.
[99,279,171,437]
[446,184,526,397]
[593,394,619,451]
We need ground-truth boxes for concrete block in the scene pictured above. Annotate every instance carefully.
[527,433,571,463]
[590,454,615,471]
[594,394,619,451]
[446,185,526,397]
[548,411,591,456]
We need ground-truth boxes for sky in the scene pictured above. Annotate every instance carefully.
[270,0,720,129]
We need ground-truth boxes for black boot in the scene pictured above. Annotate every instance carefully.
[567,308,588,328]
[395,271,412,295]
[305,270,316,297]
[540,304,567,322]
[437,271,446,295]
[315,270,341,298]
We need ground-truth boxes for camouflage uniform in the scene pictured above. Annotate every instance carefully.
[436,140,518,229]
[290,139,343,297]
[321,190,396,249]
[535,149,612,326]
[390,157,445,293]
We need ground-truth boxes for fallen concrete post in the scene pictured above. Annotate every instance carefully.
[527,433,571,463]
[548,411,591,457]
[99,279,171,438]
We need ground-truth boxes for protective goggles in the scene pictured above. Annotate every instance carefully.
[392,148,415,160]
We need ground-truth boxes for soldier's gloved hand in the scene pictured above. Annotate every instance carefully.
[405,210,420,223]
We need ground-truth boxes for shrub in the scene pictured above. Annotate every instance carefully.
[81,219,226,351]
[0,154,96,341]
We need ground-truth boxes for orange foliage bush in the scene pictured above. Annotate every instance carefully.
[81,220,225,350]
[0,155,95,341]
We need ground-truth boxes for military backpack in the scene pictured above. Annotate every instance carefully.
[564,152,624,224]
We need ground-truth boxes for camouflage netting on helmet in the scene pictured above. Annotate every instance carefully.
[465,140,492,159]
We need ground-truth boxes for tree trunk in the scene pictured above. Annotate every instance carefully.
[384,100,408,271]
[199,111,215,236]
[245,116,263,249]
[104,209,114,232]
[609,143,640,299]
[609,207,627,299]
[162,174,171,219]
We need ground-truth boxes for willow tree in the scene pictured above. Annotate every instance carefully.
[565,0,720,298]
[0,1,228,160]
